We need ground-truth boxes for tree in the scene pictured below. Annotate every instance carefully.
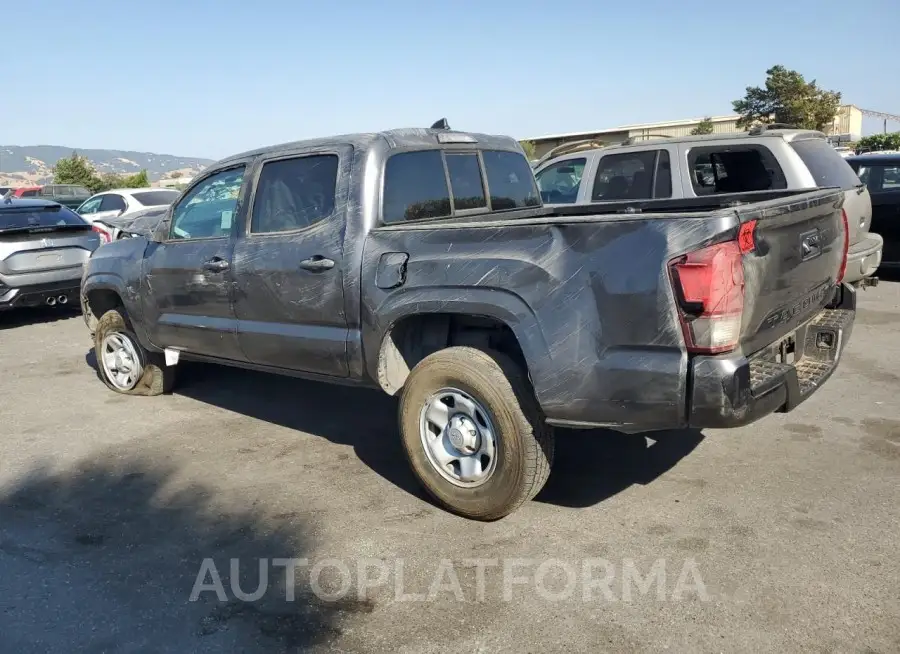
[53,152,97,189]
[856,132,900,152]
[519,140,537,160]
[690,117,714,135]
[53,153,151,193]
[732,65,841,131]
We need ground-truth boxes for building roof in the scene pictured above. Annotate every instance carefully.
[524,115,740,143]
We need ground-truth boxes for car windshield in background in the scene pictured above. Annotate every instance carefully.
[131,190,180,206]
[0,205,88,231]
[790,138,861,189]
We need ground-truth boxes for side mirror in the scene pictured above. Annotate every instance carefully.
[152,218,170,243]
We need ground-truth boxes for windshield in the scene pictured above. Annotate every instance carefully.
[131,190,180,207]
[790,138,861,189]
[0,204,88,231]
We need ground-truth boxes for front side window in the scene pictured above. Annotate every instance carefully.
[169,167,245,241]
[536,158,586,204]
[688,145,787,195]
[251,154,339,234]
[77,196,103,214]
[99,194,127,213]
[852,163,900,193]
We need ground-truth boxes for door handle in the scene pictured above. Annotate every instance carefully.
[202,257,230,273]
[299,256,335,272]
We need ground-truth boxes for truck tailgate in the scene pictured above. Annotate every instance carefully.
[738,190,846,355]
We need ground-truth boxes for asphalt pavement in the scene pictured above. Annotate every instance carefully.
[1,282,898,653]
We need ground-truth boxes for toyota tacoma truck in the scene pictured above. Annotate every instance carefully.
[80,123,856,520]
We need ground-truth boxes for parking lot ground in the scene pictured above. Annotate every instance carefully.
[1,283,899,653]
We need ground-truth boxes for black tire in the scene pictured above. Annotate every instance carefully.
[94,308,175,396]
[399,347,554,520]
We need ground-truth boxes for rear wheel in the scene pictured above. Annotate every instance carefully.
[399,347,554,520]
[94,309,175,396]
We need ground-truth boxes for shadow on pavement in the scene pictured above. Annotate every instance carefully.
[172,362,426,502]
[0,306,81,330]
[535,428,705,508]
[164,361,704,512]
[0,453,350,653]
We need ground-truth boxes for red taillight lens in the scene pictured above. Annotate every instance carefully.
[837,208,849,283]
[669,239,745,354]
[92,224,111,244]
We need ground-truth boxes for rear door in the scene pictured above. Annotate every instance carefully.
[142,165,248,361]
[736,190,847,354]
[231,147,350,377]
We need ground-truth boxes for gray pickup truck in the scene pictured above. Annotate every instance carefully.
[80,123,856,520]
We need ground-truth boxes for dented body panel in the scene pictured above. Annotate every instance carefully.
[81,127,855,432]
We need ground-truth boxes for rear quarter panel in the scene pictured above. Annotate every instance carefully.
[361,214,735,429]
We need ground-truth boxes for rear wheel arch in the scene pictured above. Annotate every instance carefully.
[376,311,534,396]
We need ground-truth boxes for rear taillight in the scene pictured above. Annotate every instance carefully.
[669,236,747,355]
[92,224,111,244]
[837,208,849,283]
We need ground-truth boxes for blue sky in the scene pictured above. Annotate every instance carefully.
[2,0,898,159]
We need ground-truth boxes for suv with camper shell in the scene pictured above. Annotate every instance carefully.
[533,125,882,285]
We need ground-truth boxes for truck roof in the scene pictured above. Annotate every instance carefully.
[214,127,522,169]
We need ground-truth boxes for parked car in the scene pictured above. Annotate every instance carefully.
[76,188,181,241]
[847,152,900,269]
[1,197,102,310]
[533,126,882,286]
[8,185,92,210]
[81,124,855,520]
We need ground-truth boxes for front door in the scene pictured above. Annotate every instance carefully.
[143,165,248,361]
[231,149,350,377]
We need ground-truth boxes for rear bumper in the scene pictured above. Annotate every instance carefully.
[0,279,82,310]
[688,283,856,429]
[843,232,883,283]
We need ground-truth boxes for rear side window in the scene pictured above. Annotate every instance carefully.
[99,194,127,212]
[591,150,672,201]
[20,189,40,197]
[250,154,339,233]
[0,205,87,230]
[382,149,539,223]
[851,163,900,193]
[791,138,862,189]
[687,145,787,195]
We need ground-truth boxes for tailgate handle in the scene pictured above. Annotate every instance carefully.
[300,255,335,272]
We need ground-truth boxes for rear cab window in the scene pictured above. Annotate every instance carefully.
[382,148,539,223]
[790,138,861,190]
[687,144,787,195]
